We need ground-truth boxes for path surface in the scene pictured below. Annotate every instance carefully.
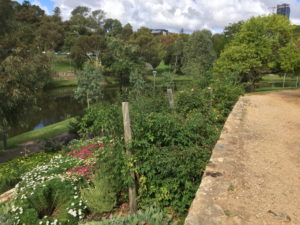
[185,90,300,225]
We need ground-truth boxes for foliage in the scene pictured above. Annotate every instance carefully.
[11,155,86,225]
[0,152,55,194]
[86,207,177,225]
[73,103,122,138]
[129,27,164,68]
[75,62,103,108]
[129,70,146,98]
[279,40,300,75]
[81,172,117,214]
[135,145,211,213]
[0,202,14,225]
[182,30,216,79]
[0,49,53,149]
[214,15,294,88]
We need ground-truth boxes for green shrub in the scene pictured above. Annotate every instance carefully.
[14,178,87,225]
[0,202,14,225]
[135,145,211,214]
[73,103,123,138]
[81,172,117,214]
[11,155,87,225]
[85,207,177,225]
[0,152,55,194]
[175,88,209,116]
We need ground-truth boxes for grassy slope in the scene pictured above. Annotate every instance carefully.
[0,118,74,150]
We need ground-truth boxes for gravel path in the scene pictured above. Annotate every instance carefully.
[185,90,300,225]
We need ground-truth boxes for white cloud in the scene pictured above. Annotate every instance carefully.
[52,0,300,33]
[32,0,50,15]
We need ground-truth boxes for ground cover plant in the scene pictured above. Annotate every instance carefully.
[0,152,56,194]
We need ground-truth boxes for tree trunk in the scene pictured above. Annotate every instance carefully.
[122,102,137,214]
[296,75,299,88]
[174,55,178,73]
[2,134,8,151]
[283,73,287,88]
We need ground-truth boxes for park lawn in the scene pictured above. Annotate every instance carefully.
[261,74,297,82]
[53,55,76,72]
[252,86,300,94]
[46,79,78,89]
[0,118,74,150]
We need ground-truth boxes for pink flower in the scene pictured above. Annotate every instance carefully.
[67,166,93,178]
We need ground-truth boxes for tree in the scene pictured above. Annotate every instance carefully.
[54,7,61,17]
[75,62,103,108]
[0,50,53,150]
[182,30,216,81]
[121,23,133,41]
[214,15,294,88]
[35,15,65,51]
[104,37,143,89]
[212,33,226,57]
[71,35,106,67]
[104,18,122,37]
[0,0,14,35]
[279,41,300,87]
[129,27,164,68]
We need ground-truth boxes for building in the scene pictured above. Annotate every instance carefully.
[277,3,290,19]
[151,29,169,36]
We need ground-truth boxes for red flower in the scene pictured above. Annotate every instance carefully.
[67,166,93,178]
[68,143,105,159]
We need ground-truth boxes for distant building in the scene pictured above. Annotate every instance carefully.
[151,29,169,35]
[277,3,290,19]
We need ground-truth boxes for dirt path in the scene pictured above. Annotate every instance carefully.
[185,90,300,225]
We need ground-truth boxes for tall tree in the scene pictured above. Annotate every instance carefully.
[35,15,65,51]
[214,15,294,88]
[0,50,53,150]
[182,30,216,80]
[129,27,164,68]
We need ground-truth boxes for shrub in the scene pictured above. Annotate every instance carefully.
[85,207,177,225]
[0,202,14,225]
[135,146,211,214]
[72,103,123,138]
[81,172,117,214]
[0,152,55,194]
[11,155,87,225]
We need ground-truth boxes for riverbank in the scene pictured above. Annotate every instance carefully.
[0,118,74,152]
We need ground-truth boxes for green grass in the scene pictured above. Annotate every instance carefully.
[261,74,297,82]
[0,118,74,150]
[46,79,78,89]
[53,55,76,73]
[252,86,300,94]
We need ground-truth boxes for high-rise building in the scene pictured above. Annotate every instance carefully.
[277,3,290,19]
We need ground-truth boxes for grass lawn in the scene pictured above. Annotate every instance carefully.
[252,86,300,93]
[46,79,78,89]
[0,118,74,150]
[53,55,76,72]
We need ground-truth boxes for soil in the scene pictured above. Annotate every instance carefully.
[185,90,300,225]
[218,90,300,225]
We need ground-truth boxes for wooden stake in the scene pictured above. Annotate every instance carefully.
[122,102,137,214]
[167,89,175,110]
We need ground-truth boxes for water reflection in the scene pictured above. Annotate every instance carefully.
[9,86,118,137]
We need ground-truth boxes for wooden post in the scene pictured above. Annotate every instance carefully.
[122,102,137,214]
[167,89,175,110]
[296,75,299,88]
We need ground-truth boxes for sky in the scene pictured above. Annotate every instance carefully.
[16,0,300,33]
